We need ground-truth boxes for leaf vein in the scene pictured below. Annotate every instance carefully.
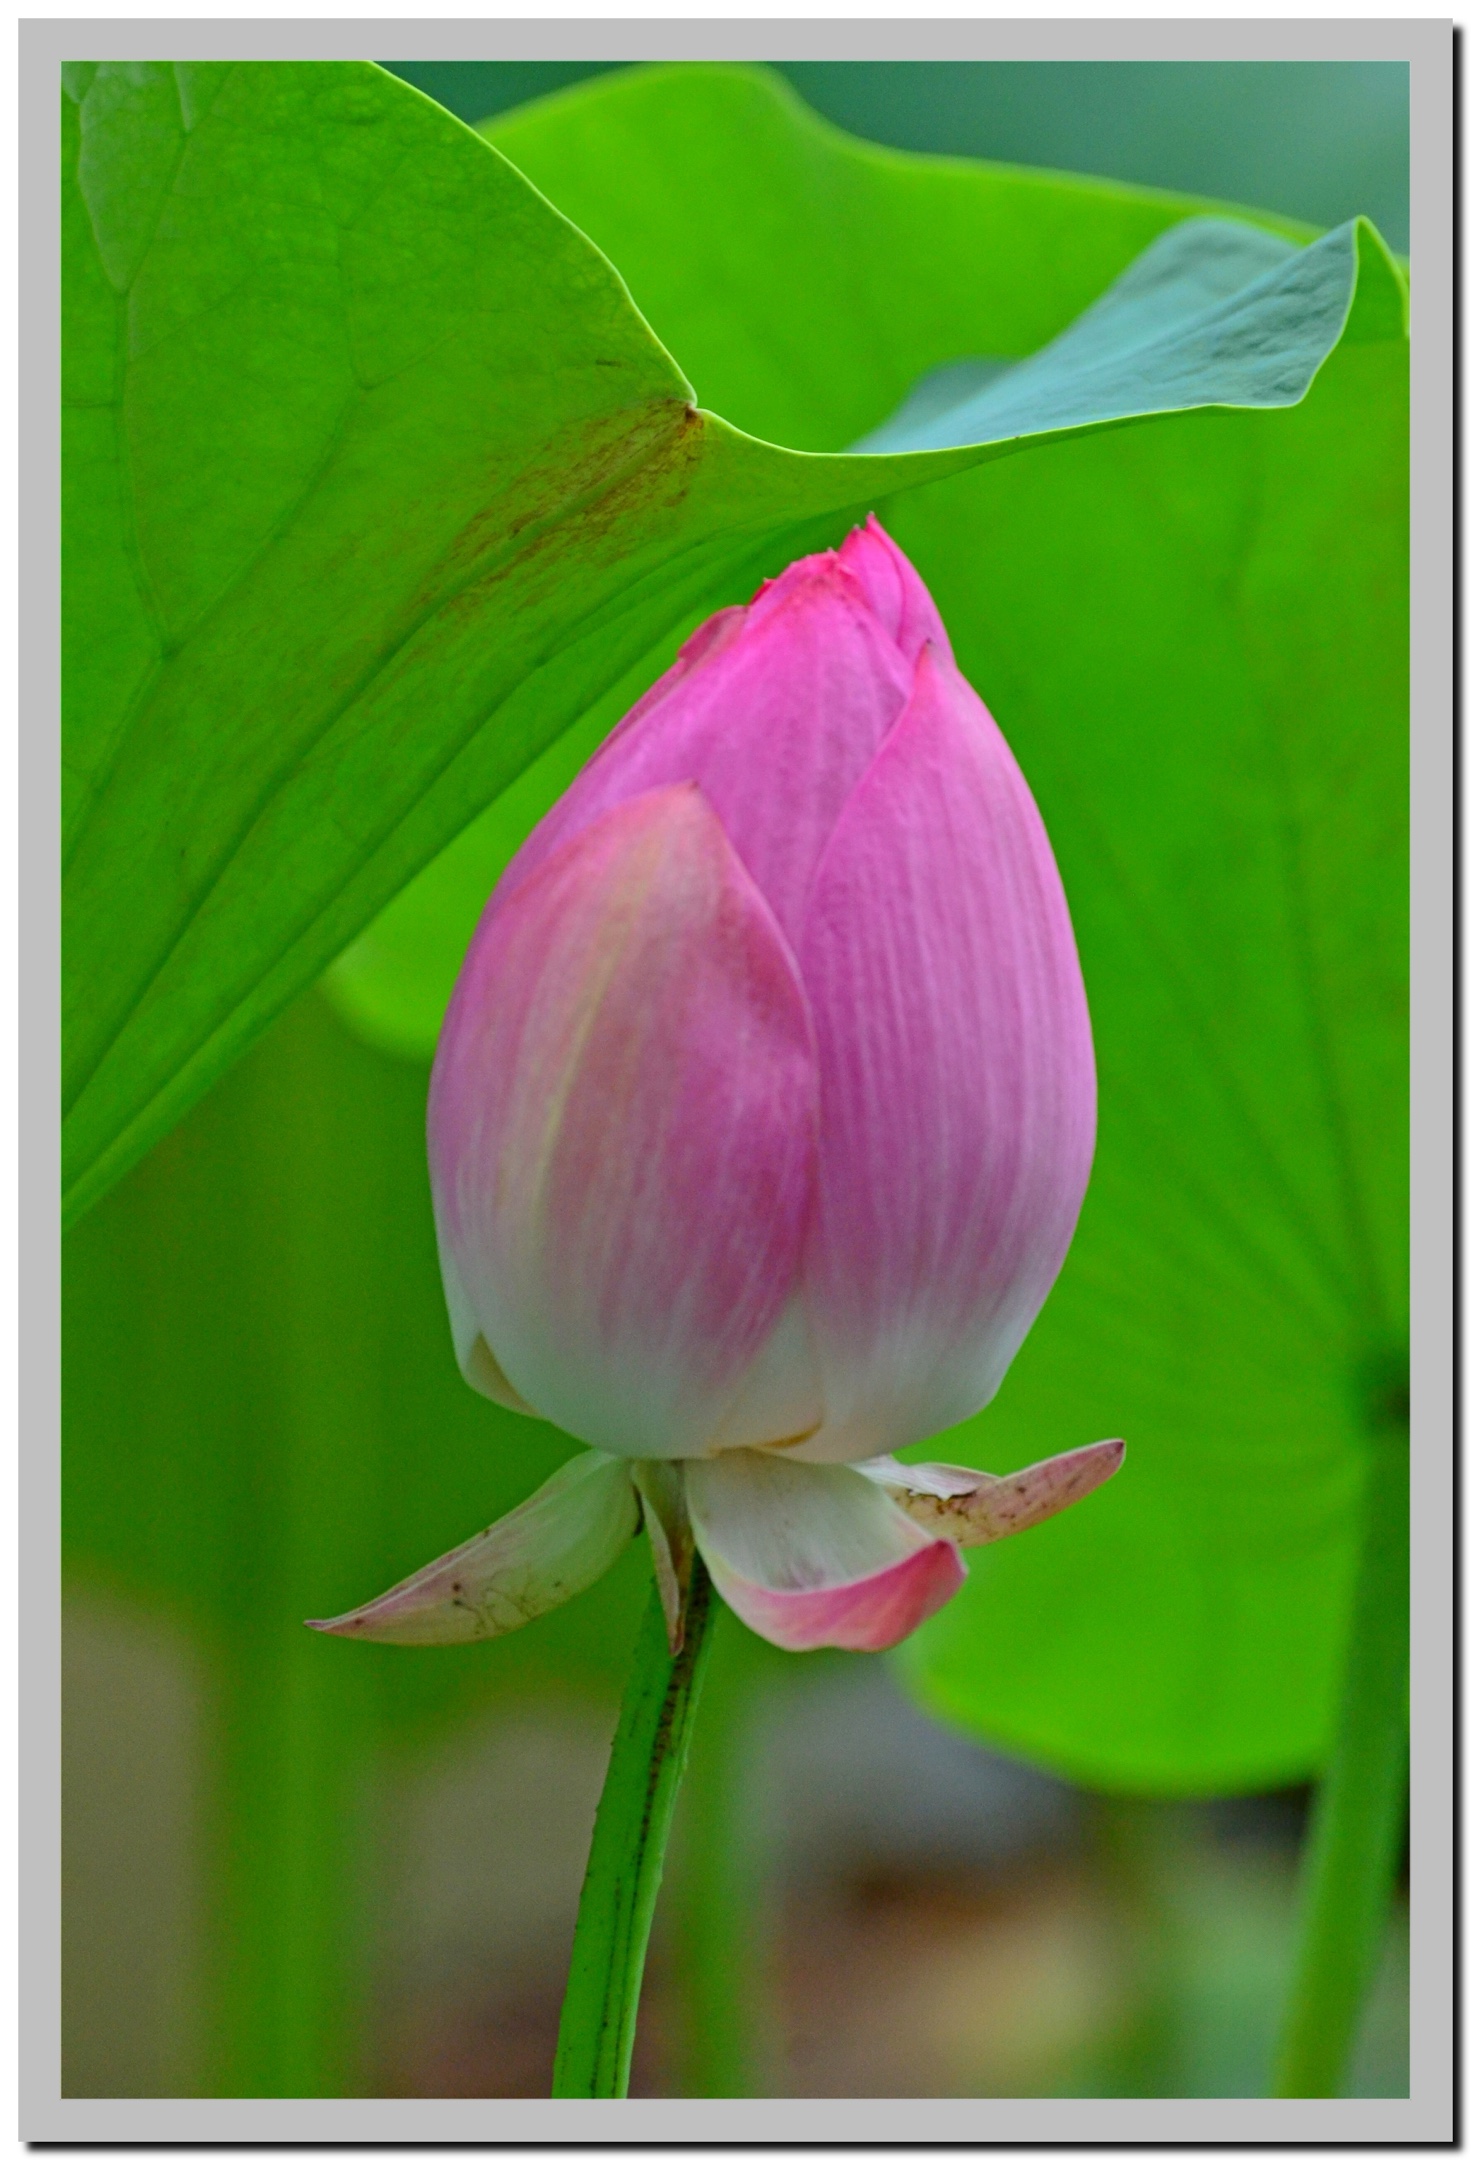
[65,403,706,1130]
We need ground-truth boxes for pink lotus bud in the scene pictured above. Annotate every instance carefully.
[322,522,1109,1657]
[431,518,1095,1462]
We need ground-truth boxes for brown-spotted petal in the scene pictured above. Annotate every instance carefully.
[306,1451,639,1645]
[857,1438,1124,1547]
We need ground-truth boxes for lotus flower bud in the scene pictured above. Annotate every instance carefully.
[317,521,1115,1658]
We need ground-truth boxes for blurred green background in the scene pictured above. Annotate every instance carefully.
[63,59,1408,2100]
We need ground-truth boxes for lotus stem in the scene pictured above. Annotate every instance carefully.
[1272,1416,1409,2096]
[553,1555,718,2097]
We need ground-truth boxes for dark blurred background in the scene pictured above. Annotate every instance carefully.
[63,62,1410,2102]
[382,61,1409,251]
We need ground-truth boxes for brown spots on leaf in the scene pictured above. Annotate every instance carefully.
[407,396,704,626]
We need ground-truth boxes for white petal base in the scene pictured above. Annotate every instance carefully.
[685,1449,964,1652]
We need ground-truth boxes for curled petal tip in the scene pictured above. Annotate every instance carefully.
[867,1437,1125,1548]
[304,1605,401,1638]
[303,1607,407,1638]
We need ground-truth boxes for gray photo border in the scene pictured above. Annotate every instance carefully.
[25,14,1453,2145]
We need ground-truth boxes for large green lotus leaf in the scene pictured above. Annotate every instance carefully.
[60,58,941,1227]
[321,66,1394,1056]
[326,64,1406,1792]
[63,60,1387,1224]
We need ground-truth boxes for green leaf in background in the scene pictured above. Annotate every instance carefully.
[890,333,1406,1793]
[323,63,1406,1792]
[382,60,1410,254]
[62,60,1385,1226]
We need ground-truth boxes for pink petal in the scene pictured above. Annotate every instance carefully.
[489,553,914,946]
[707,1540,962,1654]
[858,1438,1125,1545]
[305,1451,638,1645]
[684,1451,966,1652]
[835,516,954,667]
[429,785,819,1459]
[794,645,1097,1462]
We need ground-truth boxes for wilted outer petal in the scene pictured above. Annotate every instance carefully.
[490,551,913,945]
[685,1451,965,1652]
[429,785,819,1459]
[858,1439,1125,1545]
[795,645,1097,1462]
[306,1451,639,1645]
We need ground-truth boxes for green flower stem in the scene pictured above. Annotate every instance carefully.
[670,1608,769,2096]
[553,1555,718,2097]
[1272,1426,1409,2097]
